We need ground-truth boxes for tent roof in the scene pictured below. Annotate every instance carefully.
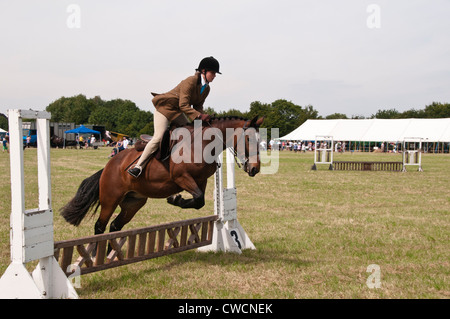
[279,118,450,142]
[65,125,100,135]
[0,128,6,133]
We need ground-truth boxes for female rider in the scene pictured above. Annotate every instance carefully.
[128,56,220,178]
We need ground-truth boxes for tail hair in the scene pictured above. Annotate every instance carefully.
[60,169,103,226]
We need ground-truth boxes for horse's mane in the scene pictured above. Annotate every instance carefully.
[172,116,248,129]
[210,115,248,122]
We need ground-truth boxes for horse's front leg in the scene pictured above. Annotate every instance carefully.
[167,174,206,209]
[167,194,189,207]
[167,193,204,209]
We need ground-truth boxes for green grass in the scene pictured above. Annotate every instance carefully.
[0,147,449,298]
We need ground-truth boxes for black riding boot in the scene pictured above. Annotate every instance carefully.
[127,165,142,178]
[127,152,155,178]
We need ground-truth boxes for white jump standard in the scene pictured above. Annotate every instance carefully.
[0,109,78,299]
[311,135,334,170]
[402,137,424,172]
[198,148,255,253]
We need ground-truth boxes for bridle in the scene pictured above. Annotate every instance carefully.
[206,119,255,171]
[229,120,251,170]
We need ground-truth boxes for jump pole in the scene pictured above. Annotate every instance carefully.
[198,148,255,253]
[0,109,78,299]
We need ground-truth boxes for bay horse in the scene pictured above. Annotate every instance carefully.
[60,116,264,239]
[50,135,77,148]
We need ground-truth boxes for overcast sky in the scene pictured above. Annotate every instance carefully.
[1,0,449,118]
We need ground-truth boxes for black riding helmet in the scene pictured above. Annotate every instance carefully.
[196,56,221,74]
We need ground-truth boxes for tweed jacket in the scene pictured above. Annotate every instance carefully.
[152,72,210,122]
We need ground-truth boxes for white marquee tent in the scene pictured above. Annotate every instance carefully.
[280,118,450,143]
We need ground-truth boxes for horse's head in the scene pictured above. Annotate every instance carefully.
[50,135,64,147]
[225,116,264,177]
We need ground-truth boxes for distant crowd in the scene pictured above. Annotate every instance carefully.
[261,140,349,153]
[262,140,314,152]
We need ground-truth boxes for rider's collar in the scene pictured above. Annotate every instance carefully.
[201,73,209,87]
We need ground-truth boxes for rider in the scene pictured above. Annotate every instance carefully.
[127,56,220,178]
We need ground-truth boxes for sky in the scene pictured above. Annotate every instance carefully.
[1,0,450,118]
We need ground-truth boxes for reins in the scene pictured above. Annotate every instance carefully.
[204,119,250,169]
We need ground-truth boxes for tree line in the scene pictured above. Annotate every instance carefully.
[205,100,320,140]
[45,94,154,137]
[369,102,450,119]
[0,95,448,140]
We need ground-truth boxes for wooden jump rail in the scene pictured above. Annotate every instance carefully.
[333,161,403,172]
[54,215,218,277]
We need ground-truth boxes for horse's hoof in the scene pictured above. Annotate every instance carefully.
[167,194,182,206]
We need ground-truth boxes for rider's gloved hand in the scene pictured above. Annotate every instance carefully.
[196,113,211,122]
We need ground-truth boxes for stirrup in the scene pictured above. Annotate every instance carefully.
[127,165,142,178]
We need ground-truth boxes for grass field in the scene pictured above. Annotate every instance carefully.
[0,147,449,299]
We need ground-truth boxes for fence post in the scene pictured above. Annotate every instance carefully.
[0,109,78,299]
[198,149,255,253]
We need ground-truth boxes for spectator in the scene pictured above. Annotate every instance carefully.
[269,139,274,150]
[260,140,267,151]
[2,137,8,153]
[122,136,129,149]
[78,135,84,149]
[109,138,125,158]
[90,135,96,146]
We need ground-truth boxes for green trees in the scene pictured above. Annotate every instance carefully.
[45,95,154,137]
[206,99,320,139]
[46,94,95,124]
[326,113,348,119]
[372,102,450,119]
[248,100,317,138]
[245,100,319,138]
[0,113,8,130]
[88,98,154,136]
[423,102,450,118]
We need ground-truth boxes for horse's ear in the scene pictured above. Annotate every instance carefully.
[256,117,264,127]
[250,116,264,127]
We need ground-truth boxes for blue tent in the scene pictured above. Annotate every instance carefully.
[64,125,101,148]
[64,125,100,135]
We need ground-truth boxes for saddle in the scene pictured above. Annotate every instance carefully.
[134,128,173,161]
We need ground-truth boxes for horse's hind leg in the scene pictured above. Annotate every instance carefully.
[92,199,121,258]
[94,203,119,236]
[106,194,147,254]
[110,194,148,232]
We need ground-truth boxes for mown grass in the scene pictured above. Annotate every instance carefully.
[0,147,449,298]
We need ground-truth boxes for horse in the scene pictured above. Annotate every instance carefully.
[60,116,264,240]
[50,135,64,148]
[50,135,77,148]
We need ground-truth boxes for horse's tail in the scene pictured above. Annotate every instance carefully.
[60,169,103,226]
